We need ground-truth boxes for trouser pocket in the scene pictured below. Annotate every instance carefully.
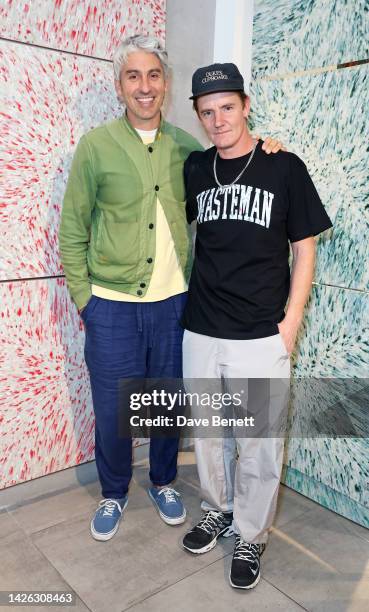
[80,295,99,324]
[172,291,188,321]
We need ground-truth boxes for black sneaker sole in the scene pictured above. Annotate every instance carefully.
[229,570,261,590]
[183,525,234,554]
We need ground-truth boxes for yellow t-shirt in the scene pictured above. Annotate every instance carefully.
[91,128,187,302]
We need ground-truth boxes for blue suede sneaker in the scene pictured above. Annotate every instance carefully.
[148,487,186,525]
[90,497,128,541]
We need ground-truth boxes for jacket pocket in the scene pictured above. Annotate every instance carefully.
[98,215,139,266]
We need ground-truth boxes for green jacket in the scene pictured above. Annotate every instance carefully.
[59,115,203,309]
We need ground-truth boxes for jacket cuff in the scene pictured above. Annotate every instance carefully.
[73,286,92,311]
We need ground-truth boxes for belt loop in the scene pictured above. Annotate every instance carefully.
[137,304,143,333]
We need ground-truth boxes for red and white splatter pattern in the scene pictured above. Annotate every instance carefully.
[0,0,166,58]
[0,278,94,488]
[0,41,121,280]
[0,278,146,489]
[1,0,161,490]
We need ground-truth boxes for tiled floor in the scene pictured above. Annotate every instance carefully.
[1,451,368,612]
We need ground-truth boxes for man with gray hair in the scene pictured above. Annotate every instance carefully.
[59,35,283,542]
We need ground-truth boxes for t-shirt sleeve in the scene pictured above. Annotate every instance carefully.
[184,153,198,224]
[287,153,333,242]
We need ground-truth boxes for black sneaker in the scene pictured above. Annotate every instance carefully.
[229,536,266,589]
[183,510,233,554]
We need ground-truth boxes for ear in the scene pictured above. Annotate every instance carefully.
[242,95,251,119]
[114,79,124,103]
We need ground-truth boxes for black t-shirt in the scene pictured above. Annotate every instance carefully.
[181,141,332,340]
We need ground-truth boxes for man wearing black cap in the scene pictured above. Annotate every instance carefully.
[181,63,332,589]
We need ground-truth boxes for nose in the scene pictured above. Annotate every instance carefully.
[213,110,224,128]
[140,75,151,93]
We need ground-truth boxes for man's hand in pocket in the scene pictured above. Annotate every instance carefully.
[277,318,300,355]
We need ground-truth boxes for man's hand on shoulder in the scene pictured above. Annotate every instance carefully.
[255,135,287,154]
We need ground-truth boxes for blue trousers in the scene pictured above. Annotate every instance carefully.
[82,292,187,499]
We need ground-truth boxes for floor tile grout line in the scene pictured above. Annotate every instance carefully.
[120,547,311,612]
[7,501,94,541]
[25,514,91,538]
[31,537,94,612]
[4,473,196,538]
[274,506,315,531]
[4,477,100,513]
[273,502,369,545]
[1,508,24,539]
[262,576,310,611]
[5,507,35,539]
[120,550,234,612]
[3,514,93,611]
[5,487,99,538]
[339,524,369,546]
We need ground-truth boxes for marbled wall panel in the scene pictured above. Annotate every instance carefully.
[284,284,369,512]
[252,0,368,528]
[0,0,166,58]
[252,0,369,79]
[293,284,368,378]
[283,464,369,527]
[285,438,369,512]
[0,40,121,280]
[0,277,93,489]
[250,65,369,291]
[0,277,148,489]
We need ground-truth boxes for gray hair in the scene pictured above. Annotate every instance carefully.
[113,34,169,81]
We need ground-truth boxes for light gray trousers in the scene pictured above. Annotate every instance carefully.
[183,329,291,544]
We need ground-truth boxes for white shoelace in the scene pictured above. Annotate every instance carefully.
[98,499,122,517]
[157,487,179,504]
[234,537,259,562]
[197,510,225,534]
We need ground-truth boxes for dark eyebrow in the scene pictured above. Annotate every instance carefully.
[125,68,163,75]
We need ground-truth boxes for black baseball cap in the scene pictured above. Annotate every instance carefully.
[190,62,245,100]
